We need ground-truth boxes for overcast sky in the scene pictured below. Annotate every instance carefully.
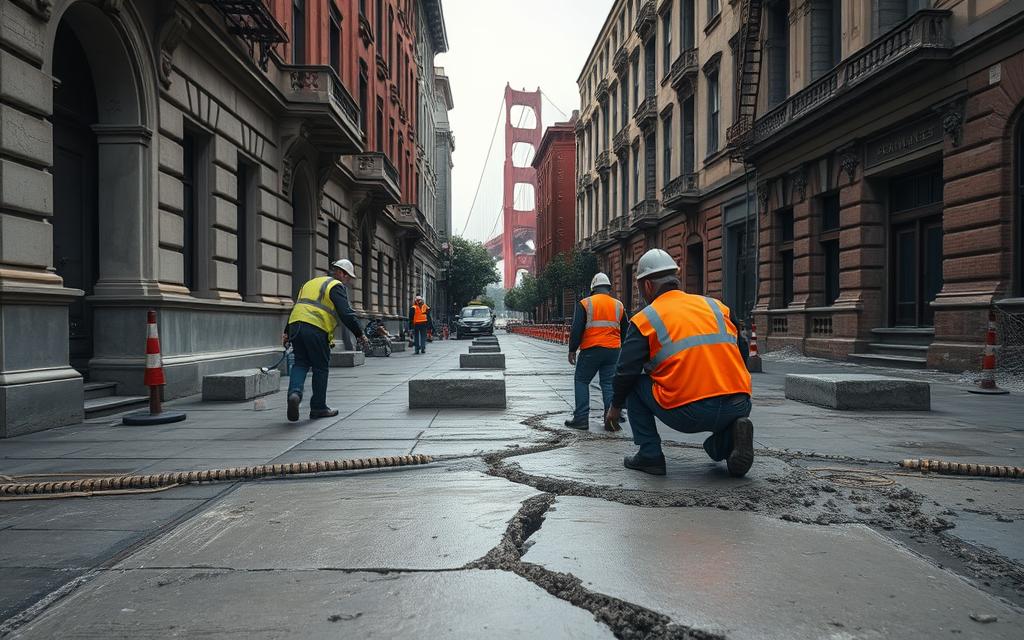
[437,0,614,244]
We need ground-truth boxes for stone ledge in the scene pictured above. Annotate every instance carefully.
[460,353,506,370]
[202,369,280,401]
[785,374,930,411]
[330,350,366,367]
[409,372,507,408]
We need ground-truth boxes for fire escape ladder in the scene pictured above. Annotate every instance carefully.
[727,0,765,162]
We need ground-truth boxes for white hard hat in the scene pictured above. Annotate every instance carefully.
[331,259,356,278]
[590,272,611,289]
[635,249,679,280]
[415,294,423,301]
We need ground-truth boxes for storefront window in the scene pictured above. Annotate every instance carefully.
[820,193,840,306]
[778,208,794,307]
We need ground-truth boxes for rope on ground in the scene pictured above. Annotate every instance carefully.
[808,467,896,488]
[0,454,433,500]
[900,458,1023,479]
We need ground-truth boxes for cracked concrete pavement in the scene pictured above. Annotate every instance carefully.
[2,334,1023,638]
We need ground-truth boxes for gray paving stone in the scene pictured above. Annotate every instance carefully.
[409,372,507,409]
[460,353,506,369]
[0,567,85,622]
[389,340,407,352]
[524,498,1024,639]
[0,497,207,532]
[0,529,140,569]
[329,350,366,367]
[785,373,930,410]
[122,470,538,571]
[9,569,614,639]
[468,345,500,353]
[201,369,281,401]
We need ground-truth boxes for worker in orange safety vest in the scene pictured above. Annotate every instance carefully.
[408,295,432,355]
[605,249,755,477]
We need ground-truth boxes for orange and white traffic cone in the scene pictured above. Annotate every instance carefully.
[968,310,1009,395]
[123,310,188,425]
[746,321,763,373]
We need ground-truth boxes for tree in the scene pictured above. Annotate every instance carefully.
[506,273,541,319]
[477,295,496,309]
[568,249,599,299]
[448,236,500,309]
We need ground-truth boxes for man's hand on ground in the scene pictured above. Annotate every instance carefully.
[357,335,370,349]
[604,407,622,432]
[568,351,577,365]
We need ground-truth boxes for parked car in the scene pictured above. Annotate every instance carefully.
[456,305,494,339]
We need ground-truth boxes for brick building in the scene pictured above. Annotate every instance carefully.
[735,0,1024,371]
[0,0,451,436]
[534,117,578,320]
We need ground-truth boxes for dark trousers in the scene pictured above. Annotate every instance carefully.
[413,324,428,353]
[628,376,752,460]
[287,322,331,411]
[573,347,619,421]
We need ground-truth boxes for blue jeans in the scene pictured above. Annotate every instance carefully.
[627,376,752,460]
[573,347,619,421]
[287,322,331,411]
[413,324,428,353]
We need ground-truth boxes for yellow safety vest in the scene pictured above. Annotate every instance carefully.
[288,276,341,336]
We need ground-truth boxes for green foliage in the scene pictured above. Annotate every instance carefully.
[448,236,500,308]
[505,273,541,318]
[477,295,496,309]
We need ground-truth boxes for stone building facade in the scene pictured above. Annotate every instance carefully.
[0,0,450,436]
[575,0,753,318]
[740,0,1024,371]
[534,118,577,321]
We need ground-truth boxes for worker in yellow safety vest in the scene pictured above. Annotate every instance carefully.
[284,259,368,422]
[605,249,755,477]
[408,295,432,354]
[565,272,629,430]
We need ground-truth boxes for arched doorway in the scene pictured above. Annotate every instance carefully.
[53,21,99,373]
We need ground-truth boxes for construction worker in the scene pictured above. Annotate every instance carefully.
[409,295,432,354]
[605,249,754,477]
[285,259,369,422]
[565,272,628,429]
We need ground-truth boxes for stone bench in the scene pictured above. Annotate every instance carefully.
[474,336,498,343]
[469,345,501,354]
[785,374,930,411]
[460,353,506,370]
[330,350,366,367]
[472,339,498,347]
[202,369,280,401]
[409,371,507,408]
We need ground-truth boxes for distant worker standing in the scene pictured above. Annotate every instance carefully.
[409,295,432,354]
[605,249,754,477]
[565,272,628,430]
[285,259,368,422]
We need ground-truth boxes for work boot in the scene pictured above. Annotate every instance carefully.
[563,418,589,430]
[286,393,301,422]
[309,408,340,419]
[727,417,755,478]
[623,452,666,476]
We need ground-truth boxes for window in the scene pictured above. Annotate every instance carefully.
[627,0,633,27]
[682,96,695,173]
[874,0,931,37]
[181,130,204,292]
[621,154,630,216]
[632,56,640,107]
[236,159,255,299]
[376,97,384,152]
[632,144,641,204]
[810,0,840,81]
[644,39,656,97]
[767,0,789,107]
[376,251,384,311]
[620,69,630,127]
[889,170,942,213]
[388,8,394,65]
[708,0,720,21]
[375,0,383,45]
[358,60,368,136]
[359,0,366,17]
[777,208,794,307]
[820,193,841,306]
[662,112,673,188]
[680,0,695,49]
[327,219,340,264]
[662,10,672,74]
[389,118,395,157]
[644,131,656,199]
[329,4,342,76]
[292,0,306,64]
[611,88,618,135]
[706,69,720,155]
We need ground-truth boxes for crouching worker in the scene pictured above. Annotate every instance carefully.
[605,249,754,477]
[285,259,368,422]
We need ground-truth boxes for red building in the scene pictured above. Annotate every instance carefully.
[534,116,578,320]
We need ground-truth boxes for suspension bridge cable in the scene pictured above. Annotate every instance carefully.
[541,91,570,119]
[460,97,506,237]
[484,100,532,242]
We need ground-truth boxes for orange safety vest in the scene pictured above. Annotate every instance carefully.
[579,293,624,350]
[632,290,751,409]
[413,302,429,325]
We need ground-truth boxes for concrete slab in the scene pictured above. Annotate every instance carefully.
[1,567,85,621]
[329,350,366,367]
[460,353,506,369]
[201,369,280,401]
[10,569,614,639]
[468,345,500,354]
[785,373,930,410]
[389,340,407,352]
[123,470,538,571]
[524,498,1024,639]
[0,529,139,569]
[473,337,499,345]
[408,372,507,409]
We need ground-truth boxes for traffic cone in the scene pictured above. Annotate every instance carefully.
[123,310,188,425]
[746,321,763,373]
[968,310,1009,395]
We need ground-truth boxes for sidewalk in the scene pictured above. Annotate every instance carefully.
[1,334,1022,638]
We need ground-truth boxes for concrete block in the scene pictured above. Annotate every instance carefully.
[0,158,52,217]
[473,337,499,344]
[390,340,407,352]
[469,345,500,354]
[460,353,505,369]
[0,104,51,167]
[409,371,506,408]
[0,49,52,116]
[784,374,930,411]
[0,1,46,63]
[0,373,83,438]
[0,212,50,268]
[330,350,365,367]
[202,368,280,401]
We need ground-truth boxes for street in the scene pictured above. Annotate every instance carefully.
[1,333,1022,638]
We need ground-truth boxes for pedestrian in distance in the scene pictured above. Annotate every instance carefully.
[565,272,629,430]
[606,248,755,478]
[409,295,432,354]
[284,259,369,422]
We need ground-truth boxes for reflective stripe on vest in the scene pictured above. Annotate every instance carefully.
[288,276,340,335]
[584,297,623,329]
[643,297,736,367]
[579,294,624,350]
[296,278,336,315]
[413,303,429,324]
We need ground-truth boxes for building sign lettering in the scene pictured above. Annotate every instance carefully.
[865,117,942,168]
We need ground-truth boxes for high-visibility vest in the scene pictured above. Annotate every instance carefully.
[579,293,624,350]
[288,276,341,336]
[413,302,429,325]
[632,290,751,409]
